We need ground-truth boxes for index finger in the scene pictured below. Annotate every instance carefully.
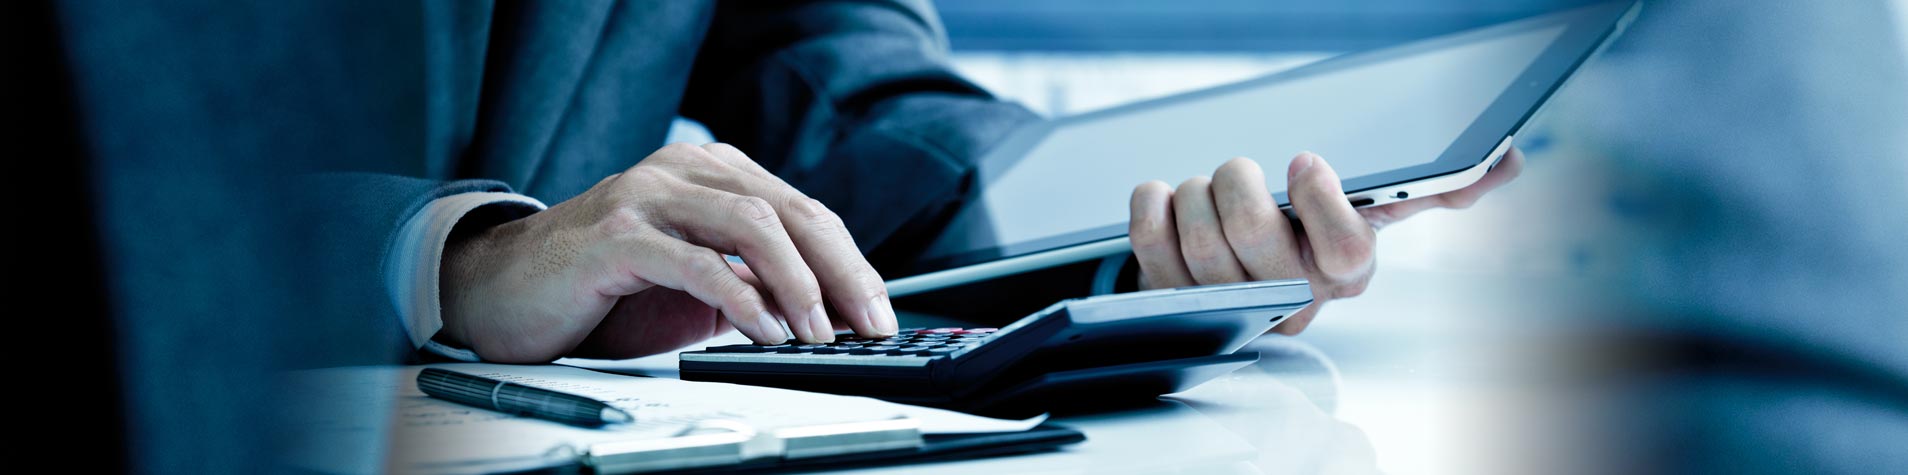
[698,144,897,339]
[653,186,832,343]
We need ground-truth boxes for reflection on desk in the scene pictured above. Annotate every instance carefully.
[569,333,1381,474]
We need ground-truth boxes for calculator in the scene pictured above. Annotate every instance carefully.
[681,279,1313,415]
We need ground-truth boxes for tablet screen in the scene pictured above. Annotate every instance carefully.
[923,22,1569,262]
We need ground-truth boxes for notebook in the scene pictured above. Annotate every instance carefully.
[281,363,1074,474]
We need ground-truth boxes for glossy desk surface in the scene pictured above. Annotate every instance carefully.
[568,264,1602,475]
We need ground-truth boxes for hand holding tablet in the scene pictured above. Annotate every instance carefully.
[1130,147,1524,334]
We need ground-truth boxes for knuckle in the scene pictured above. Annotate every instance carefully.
[1129,224,1165,250]
[1177,176,1212,193]
[787,196,842,227]
[728,196,780,228]
[1131,182,1172,216]
[682,252,752,302]
[594,172,623,189]
[1181,233,1229,262]
[1133,180,1171,198]
[858,281,888,302]
[596,208,649,237]
[844,267,888,299]
[788,287,826,312]
[1222,214,1279,249]
[616,164,673,192]
[658,142,717,166]
[702,142,741,155]
[661,142,701,156]
[1216,157,1262,180]
[727,289,767,315]
[678,249,722,278]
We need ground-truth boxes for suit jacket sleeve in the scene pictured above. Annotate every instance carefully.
[681,0,1041,272]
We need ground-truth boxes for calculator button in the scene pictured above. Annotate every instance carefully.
[850,345,900,355]
[893,346,935,356]
[793,344,828,353]
[969,328,998,333]
[774,345,806,353]
[927,347,959,356]
[812,346,848,354]
[706,344,772,353]
[914,328,958,335]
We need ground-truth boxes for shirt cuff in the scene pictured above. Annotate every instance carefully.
[388,192,546,361]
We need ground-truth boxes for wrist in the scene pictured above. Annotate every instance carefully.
[438,217,514,350]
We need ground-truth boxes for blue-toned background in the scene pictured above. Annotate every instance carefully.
[931,1,1908,473]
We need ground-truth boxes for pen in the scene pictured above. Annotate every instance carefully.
[417,367,635,427]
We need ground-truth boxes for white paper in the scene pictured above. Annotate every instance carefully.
[284,363,1044,474]
[556,334,1052,434]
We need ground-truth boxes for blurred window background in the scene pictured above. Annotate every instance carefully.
[942,0,1609,117]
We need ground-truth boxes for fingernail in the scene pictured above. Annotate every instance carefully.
[808,303,835,343]
[869,295,898,336]
[1289,152,1316,179]
[755,312,787,343]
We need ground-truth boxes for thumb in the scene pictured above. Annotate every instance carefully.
[1287,152,1376,283]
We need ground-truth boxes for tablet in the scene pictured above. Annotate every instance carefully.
[887,1,1639,296]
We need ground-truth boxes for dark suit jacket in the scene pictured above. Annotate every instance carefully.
[42,1,1034,472]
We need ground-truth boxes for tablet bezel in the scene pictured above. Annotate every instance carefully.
[894,1,1639,287]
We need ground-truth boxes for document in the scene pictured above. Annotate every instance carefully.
[282,363,1045,474]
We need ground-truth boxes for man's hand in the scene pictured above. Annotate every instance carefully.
[1129,147,1524,334]
[440,143,898,363]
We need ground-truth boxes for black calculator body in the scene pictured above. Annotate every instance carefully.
[680,279,1312,416]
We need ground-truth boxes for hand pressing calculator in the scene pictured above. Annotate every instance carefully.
[681,279,1312,416]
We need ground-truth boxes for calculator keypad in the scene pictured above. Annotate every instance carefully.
[701,328,998,357]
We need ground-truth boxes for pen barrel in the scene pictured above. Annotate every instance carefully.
[492,383,612,426]
[417,368,617,427]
